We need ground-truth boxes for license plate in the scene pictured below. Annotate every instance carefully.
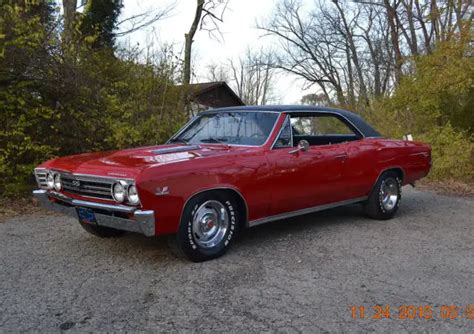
[76,207,97,225]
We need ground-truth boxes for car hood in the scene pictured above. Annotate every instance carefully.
[40,144,252,179]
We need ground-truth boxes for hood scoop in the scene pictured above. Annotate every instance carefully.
[152,145,201,155]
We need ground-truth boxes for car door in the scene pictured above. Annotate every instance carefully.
[264,113,352,216]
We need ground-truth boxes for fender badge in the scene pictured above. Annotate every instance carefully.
[155,186,170,196]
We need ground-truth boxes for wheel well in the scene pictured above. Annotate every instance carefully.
[368,167,405,198]
[383,167,405,182]
[187,188,249,230]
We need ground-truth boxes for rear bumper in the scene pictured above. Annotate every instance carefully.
[33,190,155,237]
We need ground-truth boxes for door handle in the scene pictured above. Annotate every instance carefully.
[335,154,348,161]
[314,152,322,158]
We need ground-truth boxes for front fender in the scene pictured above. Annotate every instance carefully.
[135,157,261,235]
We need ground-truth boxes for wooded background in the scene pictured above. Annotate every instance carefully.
[0,0,472,197]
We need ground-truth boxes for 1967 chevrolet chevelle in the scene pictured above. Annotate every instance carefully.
[33,106,431,261]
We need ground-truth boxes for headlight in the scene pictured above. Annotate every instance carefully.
[46,173,55,189]
[127,184,140,205]
[112,182,126,203]
[53,173,61,191]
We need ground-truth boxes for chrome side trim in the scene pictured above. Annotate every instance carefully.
[249,196,368,227]
[33,190,155,236]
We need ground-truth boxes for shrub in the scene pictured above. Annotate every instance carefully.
[0,3,185,198]
[419,125,473,182]
[364,34,473,184]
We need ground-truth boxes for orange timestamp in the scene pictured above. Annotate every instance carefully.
[350,305,474,320]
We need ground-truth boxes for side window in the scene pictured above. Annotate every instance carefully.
[273,116,292,148]
[290,114,359,146]
[291,115,355,136]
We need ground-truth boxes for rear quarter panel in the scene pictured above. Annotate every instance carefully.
[366,138,431,188]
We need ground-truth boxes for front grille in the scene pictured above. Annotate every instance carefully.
[34,169,48,188]
[60,174,114,200]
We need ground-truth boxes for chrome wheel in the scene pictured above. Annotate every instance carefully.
[380,178,399,211]
[192,200,229,249]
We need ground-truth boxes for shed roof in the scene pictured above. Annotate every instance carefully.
[182,81,245,108]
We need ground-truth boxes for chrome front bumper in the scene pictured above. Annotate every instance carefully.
[33,190,155,237]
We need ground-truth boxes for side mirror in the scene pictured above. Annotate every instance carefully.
[289,140,309,154]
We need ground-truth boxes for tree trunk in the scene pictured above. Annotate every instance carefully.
[183,0,204,86]
[384,0,403,84]
[345,45,356,106]
[401,0,419,56]
[414,0,432,53]
[332,1,369,106]
[63,0,77,47]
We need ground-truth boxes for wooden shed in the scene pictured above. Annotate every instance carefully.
[183,81,245,110]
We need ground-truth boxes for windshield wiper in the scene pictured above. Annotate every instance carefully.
[169,138,189,145]
[200,137,230,147]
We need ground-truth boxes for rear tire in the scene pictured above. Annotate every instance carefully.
[365,171,402,220]
[169,192,239,262]
[79,222,126,238]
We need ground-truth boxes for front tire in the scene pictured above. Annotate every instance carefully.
[365,171,402,220]
[170,192,239,262]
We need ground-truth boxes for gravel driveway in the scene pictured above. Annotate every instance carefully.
[0,188,473,333]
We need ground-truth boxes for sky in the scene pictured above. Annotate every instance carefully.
[118,0,309,104]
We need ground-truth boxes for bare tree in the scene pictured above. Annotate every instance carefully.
[183,1,204,86]
[383,0,403,83]
[228,48,276,105]
[204,48,277,105]
[205,62,229,82]
[183,0,229,86]
[260,0,472,107]
[116,4,174,37]
[258,0,355,105]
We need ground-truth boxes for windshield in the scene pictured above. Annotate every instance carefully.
[171,112,279,146]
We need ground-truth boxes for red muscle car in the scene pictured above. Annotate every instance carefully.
[33,106,431,261]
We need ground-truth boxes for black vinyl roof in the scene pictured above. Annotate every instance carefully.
[204,105,382,138]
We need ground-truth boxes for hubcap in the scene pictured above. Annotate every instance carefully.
[192,200,229,249]
[380,178,399,211]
